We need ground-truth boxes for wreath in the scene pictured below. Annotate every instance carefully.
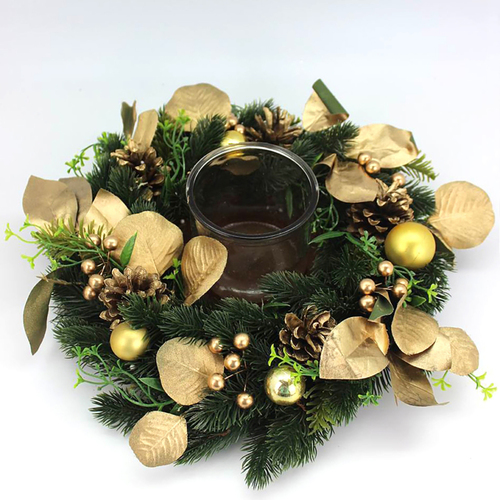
[9,80,496,488]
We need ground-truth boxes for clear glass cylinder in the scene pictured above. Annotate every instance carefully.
[186,143,319,302]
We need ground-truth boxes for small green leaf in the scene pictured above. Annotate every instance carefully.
[310,231,345,245]
[369,293,394,321]
[139,377,165,392]
[410,295,427,307]
[120,232,138,267]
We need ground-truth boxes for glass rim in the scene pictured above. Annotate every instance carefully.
[186,142,320,242]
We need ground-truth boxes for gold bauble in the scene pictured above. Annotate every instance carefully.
[221,130,246,147]
[233,333,250,350]
[385,222,436,270]
[359,278,376,295]
[224,353,241,371]
[208,337,223,354]
[358,152,371,165]
[110,321,149,361]
[265,366,306,406]
[83,285,97,301]
[395,277,409,287]
[81,259,97,275]
[88,274,105,291]
[392,172,406,187]
[236,393,254,409]
[365,159,381,175]
[359,294,376,312]
[378,260,394,277]
[103,235,119,251]
[392,283,407,299]
[207,373,225,391]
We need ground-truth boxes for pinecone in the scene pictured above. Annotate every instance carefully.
[98,266,168,329]
[347,179,414,243]
[111,140,166,200]
[246,107,302,147]
[278,307,336,362]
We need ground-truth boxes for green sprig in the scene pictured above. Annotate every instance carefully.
[268,344,319,382]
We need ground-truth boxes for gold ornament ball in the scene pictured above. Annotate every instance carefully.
[395,277,409,287]
[208,337,223,354]
[358,152,371,165]
[378,260,394,277]
[365,159,381,175]
[392,172,406,187]
[265,366,306,406]
[207,373,225,391]
[88,274,105,291]
[392,283,408,299]
[359,278,376,295]
[221,130,246,147]
[81,259,97,275]
[110,322,149,361]
[236,393,254,410]
[83,285,97,301]
[385,222,436,270]
[224,353,241,372]
[103,235,119,251]
[233,333,250,350]
[359,294,376,312]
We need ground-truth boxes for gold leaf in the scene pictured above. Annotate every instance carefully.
[23,176,78,228]
[59,177,93,223]
[121,100,137,138]
[396,331,452,371]
[157,338,224,405]
[323,155,379,203]
[428,181,495,249]
[164,83,231,132]
[319,317,389,380]
[182,236,228,306]
[112,211,183,276]
[302,90,348,132]
[392,297,438,355]
[348,124,418,168]
[83,189,130,234]
[129,412,187,467]
[440,327,479,376]
[23,276,54,354]
[132,110,158,152]
[388,353,439,407]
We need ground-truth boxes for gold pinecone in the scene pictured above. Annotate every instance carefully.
[347,179,414,243]
[246,107,302,147]
[111,140,166,200]
[278,307,336,362]
[98,266,168,329]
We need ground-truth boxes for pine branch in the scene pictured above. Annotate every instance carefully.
[130,199,158,214]
[406,181,436,221]
[232,99,275,128]
[186,115,226,168]
[159,305,208,341]
[397,154,437,182]
[290,134,322,166]
[106,166,146,207]
[308,121,359,159]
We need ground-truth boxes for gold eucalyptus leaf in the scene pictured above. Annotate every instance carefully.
[129,411,187,467]
[348,124,418,168]
[23,276,54,354]
[302,90,348,132]
[121,101,137,138]
[23,176,78,228]
[59,177,93,223]
[324,155,379,203]
[83,189,130,234]
[396,331,452,371]
[428,181,495,249]
[440,327,479,376]
[157,338,224,405]
[319,317,389,380]
[112,211,183,276]
[132,110,159,152]
[392,296,438,355]
[388,353,440,407]
[182,236,228,306]
[164,83,231,132]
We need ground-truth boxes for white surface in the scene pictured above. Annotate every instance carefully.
[1,1,499,498]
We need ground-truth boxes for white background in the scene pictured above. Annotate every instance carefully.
[1,1,499,498]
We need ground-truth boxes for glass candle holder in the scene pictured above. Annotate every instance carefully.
[186,143,319,302]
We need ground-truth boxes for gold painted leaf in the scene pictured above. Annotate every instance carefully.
[83,189,130,234]
[23,277,54,354]
[121,100,137,138]
[182,236,228,306]
[396,331,452,371]
[348,124,418,168]
[112,211,183,276]
[23,176,78,228]
[302,90,348,132]
[157,338,224,405]
[319,317,389,380]
[323,155,379,203]
[59,177,93,223]
[133,110,158,152]
[428,181,495,249]
[164,83,231,132]
[129,412,187,467]
[440,327,479,376]
[392,297,438,355]
[389,353,439,407]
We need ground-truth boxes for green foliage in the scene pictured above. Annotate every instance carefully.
[186,115,226,167]
[308,121,359,159]
[398,154,437,182]
[232,99,275,128]
[432,371,452,391]
[268,344,319,382]
[119,232,137,267]
[107,165,145,205]
[130,199,158,214]
[468,372,497,401]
